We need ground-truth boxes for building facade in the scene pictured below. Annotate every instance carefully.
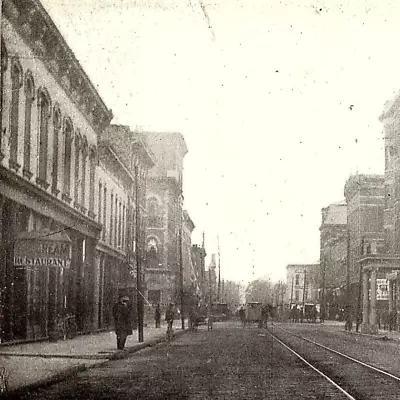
[95,124,155,330]
[143,132,188,306]
[344,174,385,313]
[0,0,113,341]
[286,264,319,307]
[319,201,348,318]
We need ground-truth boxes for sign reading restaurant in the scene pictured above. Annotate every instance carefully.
[13,231,72,269]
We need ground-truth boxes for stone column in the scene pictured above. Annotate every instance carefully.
[92,250,101,330]
[362,269,369,327]
[397,279,400,331]
[370,269,378,333]
[389,281,393,314]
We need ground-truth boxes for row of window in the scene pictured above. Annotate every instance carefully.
[4,55,96,215]
[98,182,129,250]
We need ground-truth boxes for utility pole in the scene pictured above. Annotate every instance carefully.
[135,165,144,342]
[217,236,221,302]
[179,209,184,330]
[302,268,307,318]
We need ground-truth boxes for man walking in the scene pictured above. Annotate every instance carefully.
[112,296,132,350]
[154,303,161,328]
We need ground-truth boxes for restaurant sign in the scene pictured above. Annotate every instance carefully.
[13,232,72,269]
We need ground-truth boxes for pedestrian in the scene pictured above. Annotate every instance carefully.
[165,303,175,338]
[239,306,246,327]
[112,296,132,350]
[154,303,161,328]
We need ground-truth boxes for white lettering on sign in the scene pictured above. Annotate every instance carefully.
[14,257,71,268]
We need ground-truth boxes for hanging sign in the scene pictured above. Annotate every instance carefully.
[13,232,72,269]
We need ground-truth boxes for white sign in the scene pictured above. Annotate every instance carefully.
[376,279,389,300]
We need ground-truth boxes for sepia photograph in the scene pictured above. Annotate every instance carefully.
[0,0,400,398]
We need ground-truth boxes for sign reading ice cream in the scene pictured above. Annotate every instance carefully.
[13,231,72,269]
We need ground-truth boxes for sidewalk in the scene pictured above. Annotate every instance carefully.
[319,320,400,341]
[0,320,188,395]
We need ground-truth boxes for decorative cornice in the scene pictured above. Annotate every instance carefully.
[3,0,113,133]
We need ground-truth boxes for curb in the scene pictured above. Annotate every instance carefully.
[2,328,188,399]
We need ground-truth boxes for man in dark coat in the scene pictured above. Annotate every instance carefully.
[112,296,132,350]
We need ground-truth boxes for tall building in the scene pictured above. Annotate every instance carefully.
[143,132,188,305]
[344,174,385,296]
[191,243,207,303]
[319,201,347,318]
[95,124,155,329]
[0,0,113,341]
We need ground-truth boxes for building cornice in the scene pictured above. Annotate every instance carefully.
[3,0,113,133]
[0,165,101,238]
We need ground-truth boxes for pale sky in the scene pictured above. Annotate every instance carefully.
[40,0,398,284]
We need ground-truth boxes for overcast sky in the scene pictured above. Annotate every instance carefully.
[40,0,399,284]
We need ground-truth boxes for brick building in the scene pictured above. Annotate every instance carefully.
[0,0,114,341]
[95,125,155,330]
[319,201,347,318]
[143,132,189,306]
[343,174,385,324]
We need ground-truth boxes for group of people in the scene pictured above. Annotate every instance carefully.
[290,305,318,323]
[112,297,176,350]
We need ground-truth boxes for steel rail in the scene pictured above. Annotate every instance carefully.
[266,330,356,400]
[271,323,400,383]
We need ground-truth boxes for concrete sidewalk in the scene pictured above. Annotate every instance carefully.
[0,320,188,396]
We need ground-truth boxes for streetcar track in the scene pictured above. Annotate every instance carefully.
[271,323,400,382]
[266,330,356,399]
[267,323,400,400]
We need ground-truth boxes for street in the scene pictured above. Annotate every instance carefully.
[20,322,347,400]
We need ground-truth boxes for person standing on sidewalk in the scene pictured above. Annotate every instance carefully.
[154,303,161,328]
[165,303,175,338]
[112,296,132,350]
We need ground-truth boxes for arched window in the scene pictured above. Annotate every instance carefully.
[23,71,35,178]
[146,238,161,268]
[9,59,23,170]
[81,136,88,211]
[147,197,162,227]
[62,118,73,202]
[37,88,51,187]
[88,146,97,217]
[74,130,82,207]
[51,106,61,194]
[0,39,8,158]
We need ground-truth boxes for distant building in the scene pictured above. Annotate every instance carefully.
[96,124,155,329]
[205,254,218,303]
[344,174,385,301]
[143,132,188,305]
[191,243,207,302]
[286,264,319,307]
[319,201,347,318]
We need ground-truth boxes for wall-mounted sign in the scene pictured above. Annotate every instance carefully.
[376,278,389,300]
[13,231,72,269]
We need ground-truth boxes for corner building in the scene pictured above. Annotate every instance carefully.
[0,0,113,341]
[143,132,188,306]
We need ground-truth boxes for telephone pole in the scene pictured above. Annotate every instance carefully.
[135,165,144,342]
[217,236,221,302]
[179,209,185,330]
